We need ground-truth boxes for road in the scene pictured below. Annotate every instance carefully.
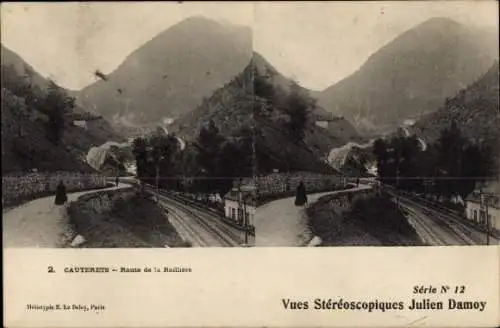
[3,183,129,248]
[147,188,251,247]
[387,189,499,246]
[255,185,372,247]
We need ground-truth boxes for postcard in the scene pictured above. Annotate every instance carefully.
[2,1,499,327]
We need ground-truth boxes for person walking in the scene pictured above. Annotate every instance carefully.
[54,180,68,206]
[54,180,68,218]
[115,176,119,187]
[294,181,308,207]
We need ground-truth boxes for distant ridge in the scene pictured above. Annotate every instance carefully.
[76,16,252,128]
[317,17,499,135]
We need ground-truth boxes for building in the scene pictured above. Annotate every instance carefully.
[224,180,257,228]
[314,112,342,129]
[73,120,87,130]
[465,190,500,232]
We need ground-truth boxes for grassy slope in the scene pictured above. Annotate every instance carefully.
[67,189,188,247]
[1,44,125,174]
[1,89,95,173]
[413,61,500,143]
[307,193,424,246]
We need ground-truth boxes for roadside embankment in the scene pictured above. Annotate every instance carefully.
[306,192,424,246]
[2,171,110,209]
[67,188,189,247]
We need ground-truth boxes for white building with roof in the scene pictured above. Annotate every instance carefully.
[465,184,500,233]
[224,179,257,228]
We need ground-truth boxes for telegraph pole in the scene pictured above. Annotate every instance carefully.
[395,145,401,210]
[156,163,160,203]
[480,188,490,246]
[238,177,250,245]
[243,196,248,245]
[484,190,490,246]
[486,199,490,246]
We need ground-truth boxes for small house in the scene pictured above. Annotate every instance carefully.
[224,179,257,228]
[73,120,87,130]
[465,190,500,232]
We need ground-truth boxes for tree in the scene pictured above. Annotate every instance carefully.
[215,131,254,195]
[373,138,389,183]
[459,143,482,198]
[1,65,42,111]
[283,81,313,144]
[435,121,466,199]
[399,136,421,191]
[156,134,181,189]
[196,120,225,194]
[132,137,148,181]
[43,80,74,145]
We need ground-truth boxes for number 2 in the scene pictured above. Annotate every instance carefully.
[48,266,55,273]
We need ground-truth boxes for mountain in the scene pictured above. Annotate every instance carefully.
[1,45,50,92]
[1,44,124,174]
[170,53,363,175]
[318,17,499,135]
[76,16,252,128]
[412,61,500,145]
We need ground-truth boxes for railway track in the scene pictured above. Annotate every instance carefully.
[161,195,241,247]
[401,205,457,246]
[400,195,486,244]
[147,188,245,247]
[389,190,489,245]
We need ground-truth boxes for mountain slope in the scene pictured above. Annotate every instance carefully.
[1,44,124,173]
[1,45,50,92]
[76,16,252,127]
[318,17,499,135]
[171,53,357,175]
[412,61,500,144]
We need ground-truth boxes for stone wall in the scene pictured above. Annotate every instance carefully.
[2,171,108,206]
[255,171,344,197]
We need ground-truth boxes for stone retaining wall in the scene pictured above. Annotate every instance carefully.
[256,171,344,197]
[2,171,108,206]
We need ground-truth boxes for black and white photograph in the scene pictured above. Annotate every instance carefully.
[2,2,255,248]
[251,1,499,247]
[2,1,499,250]
[2,2,500,328]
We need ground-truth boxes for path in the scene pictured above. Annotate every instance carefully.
[3,183,129,248]
[254,185,371,246]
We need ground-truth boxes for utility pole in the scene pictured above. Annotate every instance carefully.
[238,178,249,245]
[156,163,160,204]
[243,195,248,245]
[395,145,401,210]
[486,197,490,246]
[480,188,490,246]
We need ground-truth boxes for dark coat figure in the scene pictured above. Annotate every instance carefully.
[54,181,68,205]
[294,181,308,206]
[115,176,119,186]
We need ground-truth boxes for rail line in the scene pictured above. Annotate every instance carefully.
[162,195,240,247]
[400,195,486,244]
[388,190,488,245]
[148,187,243,247]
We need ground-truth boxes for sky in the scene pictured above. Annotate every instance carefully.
[1,2,253,90]
[1,1,498,91]
[254,1,499,90]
